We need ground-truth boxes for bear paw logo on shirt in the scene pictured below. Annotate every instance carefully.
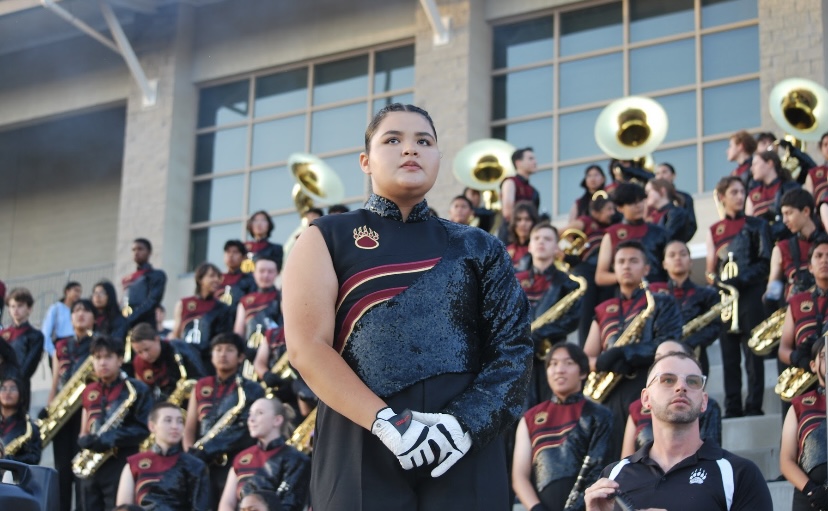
[689,468,707,484]
[353,226,380,249]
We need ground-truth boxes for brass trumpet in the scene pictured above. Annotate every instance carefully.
[717,252,740,333]
[558,228,588,257]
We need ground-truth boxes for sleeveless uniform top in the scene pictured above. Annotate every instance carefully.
[792,387,827,474]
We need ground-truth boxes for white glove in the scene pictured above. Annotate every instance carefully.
[410,411,473,477]
[371,407,436,470]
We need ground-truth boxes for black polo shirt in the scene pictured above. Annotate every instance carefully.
[600,439,772,511]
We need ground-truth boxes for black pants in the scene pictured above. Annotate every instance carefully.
[311,373,511,511]
[209,462,231,509]
[53,411,81,511]
[604,372,648,463]
[719,332,764,416]
[573,263,597,347]
[80,455,126,511]
[538,476,577,511]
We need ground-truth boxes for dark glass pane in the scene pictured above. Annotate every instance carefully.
[702,26,759,81]
[194,127,247,176]
[493,17,554,69]
[560,3,622,57]
[559,108,602,161]
[373,93,415,114]
[559,53,623,108]
[374,46,415,93]
[492,66,553,120]
[310,104,366,154]
[198,81,249,128]
[491,117,553,165]
[272,212,298,248]
[703,139,733,190]
[652,145,698,194]
[249,166,294,214]
[533,169,553,217]
[191,175,244,223]
[702,80,760,135]
[702,0,758,28]
[658,92,697,144]
[313,55,369,105]
[251,115,306,166]
[630,0,694,42]
[630,39,695,94]
[254,69,308,118]
[558,164,587,217]
[189,223,243,271]
[323,152,366,200]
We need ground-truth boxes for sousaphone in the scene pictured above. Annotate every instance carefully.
[769,78,828,180]
[453,138,516,233]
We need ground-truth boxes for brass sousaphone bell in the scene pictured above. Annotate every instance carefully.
[594,96,668,180]
[769,78,828,180]
[452,139,516,233]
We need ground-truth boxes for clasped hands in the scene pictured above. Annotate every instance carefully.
[371,407,472,477]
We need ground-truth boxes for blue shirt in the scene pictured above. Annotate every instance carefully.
[40,301,74,356]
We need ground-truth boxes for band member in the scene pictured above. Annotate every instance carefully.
[516,222,583,408]
[234,256,281,339]
[596,183,669,286]
[217,240,256,308]
[91,280,128,342]
[184,333,265,501]
[253,324,316,421]
[328,204,350,214]
[568,165,606,221]
[155,305,171,340]
[49,298,96,511]
[652,241,721,374]
[447,195,474,225]
[585,240,682,461]
[585,352,772,511]
[42,281,82,359]
[116,401,210,510]
[2,287,44,380]
[0,374,41,465]
[767,189,820,308]
[172,262,233,368]
[512,342,612,511]
[78,335,152,511]
[506,201,539,270]
[621,340,722,458]
[218,397,311,511]
[462,187,495,232]
[246,210,284,272]
[804,132,828,204]
[780,337,827,511]
[746,150,800,242]
[644,179,691,243]
[283,104,533,509]
[654,162,696,241]
[122,238,167,330]
[239,490,283,511]
[727,129,758,187]
[500,146,540,242]
[706,176,772,418]
[130,323,206,399]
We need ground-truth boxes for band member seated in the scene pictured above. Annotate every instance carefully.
[644,179,691,243]
[506,201,539,271]
[122,238,167,330]
[78,335,152,511]
[780,337,827,511]
[0,373,41,465]
[217,240,256,308]
[91,280,128,342]
[804,132,828,204]
[706,176,772,418]
[184,333,265,502]
[767,189,821,308]
[651,241,721,374]
[235,256,282,363]
[116,401,210,511]
[2,287,44,380]
[245,210,284,273]
[654,162,696,241]
[516,222,583,408]
[130,323,206,400]
[585,240,682,461]
[512,342,612,511]
[218,397,311,511]
[447,195,474,225]
[585,352,772,511]
[727,129,757,187]
[746,150,800,242]
[621,340,722,458]
[569,164,606,221]
[172,262,233,369]
[596,183,669,287]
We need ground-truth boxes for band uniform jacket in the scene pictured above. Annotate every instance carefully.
[747,178,800,242]
[1,321,44,379]
[215,270,256,309]
[244,240,284,273]
[179,295,233,355]
[133,340,206,401]
[193,375,264,463]
[647,202,692,243]
[55,333,93,389]
[791,386,826,476]
[82,376,151,454]
[650,280,721,351]
[0,413,42,465]
[127,444,210,511]
[122,263,167,329]
[232,437,310,511]
[516,265,583,349]
[779,232,820,299]
[311,194,533,449]
[605,221,669,283]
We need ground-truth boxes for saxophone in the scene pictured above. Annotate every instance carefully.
[38,354,95,447]
[775,366,818,402]
[5,416,33,456]
[243,324,266,381]
[682,301,727,340]
[748,308,786,356]
[140,352,196,451]
[584,281,656,403]
[72,379,138,479]
[532,273,588,359]
[191,375,246,466]
[286,406,317,455]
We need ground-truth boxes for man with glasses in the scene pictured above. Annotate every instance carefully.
[584,351,772,511]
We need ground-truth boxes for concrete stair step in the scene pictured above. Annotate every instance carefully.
[727,445,781,481]
[706,386,782,415]
[722,415,782,450]
[768,480,794,511]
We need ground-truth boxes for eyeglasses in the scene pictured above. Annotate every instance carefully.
[647,372,707,391]
[0,386,19,393]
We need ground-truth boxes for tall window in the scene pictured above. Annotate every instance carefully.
[492,0,759,217]
[190,44,415,270]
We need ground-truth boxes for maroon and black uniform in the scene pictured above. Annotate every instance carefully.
[605,220,669,283]
[786,289,828,387]
[646,202,692,243]
[710,213,772,417]
[127,445,210,511]
[506,243,530,270]
[0,413,41,465]
[215,270,255,309]
[627,397,722,453]
[523,394,612,511]
[576,215,609,265]
[94,311,128,343]
[80,376,151,511]
[1,321,44,379]
[732,158,753,187]
[178,295,232,367]
[502,175,540,210]
[790,387,827,511]
[778,233,819,299]
[245,239,284,272]
[748,178,799,241]
[239,288,282,340]
[571,215,613,347]
[809,165,828,204]
[593,288,682,460]
[231,437,311,511]
[132,340,206,400]
[122,262,167,329]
